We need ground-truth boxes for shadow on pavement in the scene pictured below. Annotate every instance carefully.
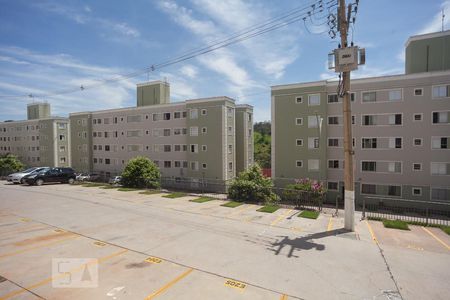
[269,229,350,258]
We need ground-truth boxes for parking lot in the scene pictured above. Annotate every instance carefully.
[0,182,449,299]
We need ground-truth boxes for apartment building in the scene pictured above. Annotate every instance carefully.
[271,30,450,205]
[0,103,70,167]
[70,81,253,188]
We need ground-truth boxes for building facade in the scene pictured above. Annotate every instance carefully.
[69,81,254,188]
[272,31,450,206]
[0,103,70,168]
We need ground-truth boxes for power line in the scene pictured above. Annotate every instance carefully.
[0,0,338,100]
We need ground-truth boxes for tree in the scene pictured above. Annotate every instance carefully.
[254,131,271,168]
[0,154,25,176]
[282,178,326,208]
[121,156,161,189]
[228,164,276,203]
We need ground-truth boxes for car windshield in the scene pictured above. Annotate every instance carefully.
[34,167,49,173]
[22,168,37,173]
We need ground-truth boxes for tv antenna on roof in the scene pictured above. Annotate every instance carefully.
[443,9,446,31]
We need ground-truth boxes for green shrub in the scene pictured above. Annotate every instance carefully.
[441,226,450,235]
[282,178,325,207]
[228,164,276,203]
[0,154,25,176]
[121,156,161,189]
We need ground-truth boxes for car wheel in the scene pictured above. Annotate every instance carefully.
[20,179,24,184]
[35,179,44,186]
[68,178,75,184]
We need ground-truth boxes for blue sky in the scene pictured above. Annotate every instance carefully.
[0,0,449,122]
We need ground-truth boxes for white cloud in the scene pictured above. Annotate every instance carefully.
[0,55,30,65]
[417,1,450,34]
[180,65,198,79]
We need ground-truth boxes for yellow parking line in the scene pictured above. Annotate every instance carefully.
[145,268,193,299]
[327,216,333,231]
[228,204,252,217]
[280,294,288,300]
[0,234,78,259]
[271,209,293,226]
[422,227,450,251]
[365,220,378,244]
[0,249,128,299]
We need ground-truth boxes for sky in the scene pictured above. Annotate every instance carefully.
[0,0,449,122]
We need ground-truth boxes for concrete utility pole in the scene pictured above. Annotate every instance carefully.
[339,0,355,231]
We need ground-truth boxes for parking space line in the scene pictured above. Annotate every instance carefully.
[145,268,193,299]
[365,220,378,244]
[0,234,78,259]
[271,209,293,226]
[227,204,253,217]
[421,227,450,251]
[327,216,333,231]
[0,249,128,300]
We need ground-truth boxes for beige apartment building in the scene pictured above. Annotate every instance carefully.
[70,81,254,189]
[272,30,450,205]
[0,103,70,168]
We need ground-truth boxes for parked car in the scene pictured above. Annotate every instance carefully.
[6,167,50,184]
[108,176,122,185]
[23,167,76,186]
[76,173,90,181]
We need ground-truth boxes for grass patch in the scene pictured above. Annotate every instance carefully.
[117,187,141,192]
[382,219,410,230]
[257,204,280,213]
[163,192,187,198]
[100,185,118,189]
[139,190,161,195]
[190,197,214,203]
[441,226,450,235]
[221,201,243,208]
[81,183,106,187]
[298,210,319,219]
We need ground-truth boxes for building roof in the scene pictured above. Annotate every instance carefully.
[405,29,450,48]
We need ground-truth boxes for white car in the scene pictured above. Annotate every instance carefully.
[6,167,50,184]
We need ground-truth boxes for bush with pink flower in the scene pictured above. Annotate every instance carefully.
[282,178,326,207]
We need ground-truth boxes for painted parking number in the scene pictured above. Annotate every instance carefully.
[145,257,162,264]
[225,279,246,290]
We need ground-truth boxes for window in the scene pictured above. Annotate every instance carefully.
[295,118,303,125]
[431,162,449,175]
[414,138,422,146]
[173,128,181,135]
[362,91,376,102]
[127,115,142,122]
[228,144,233,154]
[201,109,207,115]
[432,137,449,149]
[163,145,171,152]
[308,116,319,128]
[127,130,141,137]
[59,146,65,152]
[163,113,171,120]
[363,115,376,125]
[308,94,320,106]
[387,114,402,125]
[308,159,319,171]
[327,182,338,190]
[202,163,207,169]
[413,114,422,121]
[105,145,110,151]
[60,157,66,163]
[58,123,67,129]
[352,115,355,125]
[105,159,110,165]
[412,187,422,196]
[362,138,377,149]
[328,160,339,169]
[190,144,198,153]
[296,160,303,168]
[308,137,319,149]
[152,113,160,121]
[190,109,198,119]
[59,134,65,141]
[432,111,449,124]
[295,96,303,104]
[174,161,181,168]
[296,139,303,146]
[388,185,401,197]
[388,89,402,101]
[202,145,207,152]
[163,129,171,137]
[431,188,450,201]
[182,111,187,118]
[361,184,376,194]
[174,112,181,119]
[432,85,449,98]
[388,162,402,173]
[328,94,338,103]
[164,161,171,168]
[362,161,376,172]
[328,116,339,125]
[413,163,422,171]
[174,145,181,152]
[414,88,423,96]
[388,137,402,149]
[350,93,355,102]
[328,138,339,147]
[190,127,198,136]
[182,161,188,168]
[202,127,207,134]
[228,162,233,171]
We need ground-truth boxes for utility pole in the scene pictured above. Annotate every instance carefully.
[339,0,354,231]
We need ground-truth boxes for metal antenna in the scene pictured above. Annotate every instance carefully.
[443,9,446,32]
